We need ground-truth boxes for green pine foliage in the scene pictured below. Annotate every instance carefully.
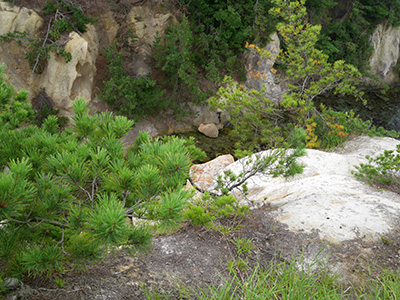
[353,144,400,191]
[43,0,97,34]
[0,66,206,279]
[153,16,209,106]
[209,76,285,154]
[178,0,277,74]
[152,1,277,109]
[209,0,384,153]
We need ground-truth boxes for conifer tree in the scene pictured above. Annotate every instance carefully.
[0,64,203,279]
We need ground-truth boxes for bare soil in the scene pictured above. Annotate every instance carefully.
[7,205,400,300]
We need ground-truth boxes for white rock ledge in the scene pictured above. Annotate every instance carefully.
[211,136,400,243]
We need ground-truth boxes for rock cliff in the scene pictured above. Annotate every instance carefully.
[368,23,400,85]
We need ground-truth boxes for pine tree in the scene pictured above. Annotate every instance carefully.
[0,64,203,279]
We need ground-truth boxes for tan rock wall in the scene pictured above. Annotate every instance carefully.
[0,1,43,35]
[0,1,43,91]
[37,27,100,116]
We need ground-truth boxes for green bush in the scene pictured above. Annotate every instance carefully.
[153,16,209,106]
[184,193,249,227]
[179,0,277,73]
[353,144,400,191]
[305,106,373,150]
[0,66,206,279]
[101,43,167,119]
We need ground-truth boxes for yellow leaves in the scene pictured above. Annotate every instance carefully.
[245,42,256,49]
[326,122,348,138]
[275,7,281,13]
[247,70,268,81]
[305,120,321,149]
[271,68,277,74]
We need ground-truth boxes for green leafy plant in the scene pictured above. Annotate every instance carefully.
[381,235,394,245]
[101,42,167,119]
[353,144,400,192]
[153,16,208,107]
[184,193,249,227]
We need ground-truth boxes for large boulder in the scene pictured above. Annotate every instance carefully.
[190,154,235,191]
[37,27,100,116]
[368,23,400,85]
[208,136,400,243]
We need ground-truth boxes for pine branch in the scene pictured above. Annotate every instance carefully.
[7,217,67,228]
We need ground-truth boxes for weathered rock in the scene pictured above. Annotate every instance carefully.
[122,120,161,147]
[208,136,400,243]
[189,103,226,128]
[0,1,43,91]
[92,9,119,50]
[126,3,176,76]
[190,154,235,191]
[37,27,99,116]
[4,278,21,291]
[244,32,283,102]
[198,123,219,138]
[368,23,400,85]
[0,1,43,35]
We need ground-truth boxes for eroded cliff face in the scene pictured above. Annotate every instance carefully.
[0,1,180,119]
[0,1,43,91]
[368,23,400,86]
[38,28,101,116]
[1,0,400,123]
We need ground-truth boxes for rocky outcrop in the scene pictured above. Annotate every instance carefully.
[37,27,100,116]
[244,32,283,103]
[203,136,400,243]
[0,1,43,91]
[368,23,400,85]
[0,1,43,36]
[0,1,105,117]
[125,3,176,76]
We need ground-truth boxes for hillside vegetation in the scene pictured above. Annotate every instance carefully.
[1,0,400,298]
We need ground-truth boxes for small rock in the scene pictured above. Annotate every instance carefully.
[198,123,219,138]
[4,278,21,291]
